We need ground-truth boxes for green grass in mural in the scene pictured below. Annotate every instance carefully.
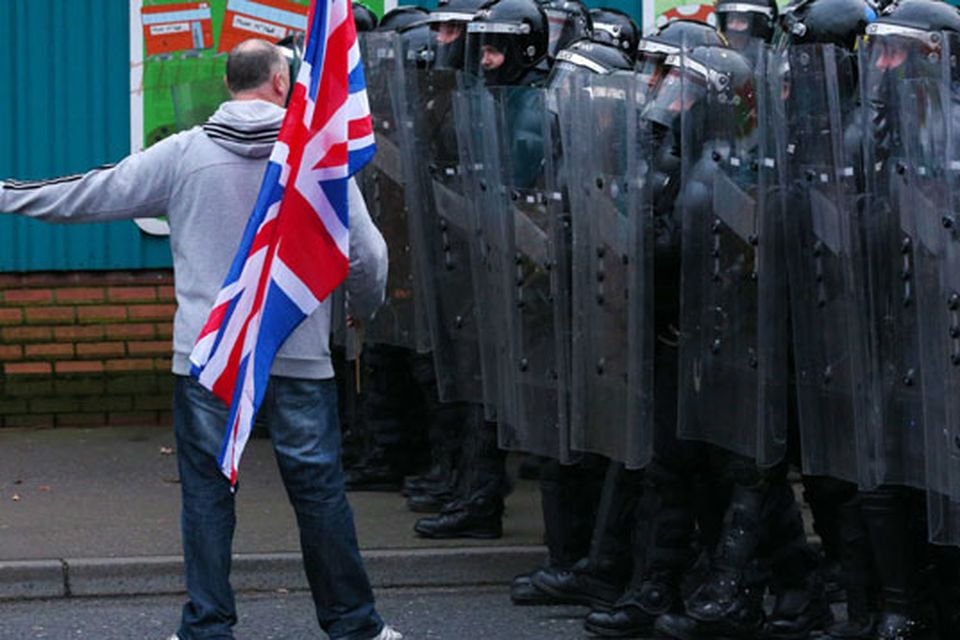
[141,0,310,146]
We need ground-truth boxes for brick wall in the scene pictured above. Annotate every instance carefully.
[0,270,176,428]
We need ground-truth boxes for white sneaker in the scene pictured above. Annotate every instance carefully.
[372,625,403,640]
[166,635,180,640]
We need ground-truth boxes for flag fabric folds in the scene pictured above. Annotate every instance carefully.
[189,0,375,485]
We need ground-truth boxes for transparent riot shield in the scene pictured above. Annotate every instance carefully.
[856,35,944,491]
[780,44,876,484]
[479,84,570,460]
[449,85,508,421]
[353,32,429,352]
[563,71,655,470]
[398,63,485,404]
[675,48,789,466]
[895,34,960,543]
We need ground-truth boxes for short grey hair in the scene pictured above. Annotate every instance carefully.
[225,39,287,93]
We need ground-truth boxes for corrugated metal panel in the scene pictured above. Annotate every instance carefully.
[0,0,172,272]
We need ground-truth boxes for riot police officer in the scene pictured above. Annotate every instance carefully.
[412,0,554,540]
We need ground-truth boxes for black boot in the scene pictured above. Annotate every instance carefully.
[510,571,556,606]
[656,480,767,640]
[531,558,625,609]
[822,493,878,640]
[861,488,938,640]
[413,491,503,539]
[585,574,681,637]
[345,447,404,491]
[585,462,696,638]
[762,477,834,639]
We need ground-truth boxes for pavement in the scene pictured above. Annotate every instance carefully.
[0,426,547,601]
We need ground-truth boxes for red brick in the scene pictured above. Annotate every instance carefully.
[53,325,105,341]
[0,308,23,325]
[107,286,157,303]
[4,413,55,428]
[104,323,155,339]
[154,357,173,371]
[105,358,155,372]
[75,342,126,358]
[0,344,23,360]
[157,285,175,301]
[155,322,173,339]
[2,326,53,342]
[3,289,53,304]
[55,287,106,304]
[128,304,176,321]
[24,306,76,324]
[76,305,127,322]
[55,360,104,374]
[57,413,108,427]
[127,340,170,356]
[24,343,75,358]
[5,361,52,375]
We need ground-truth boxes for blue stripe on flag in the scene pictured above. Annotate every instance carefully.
[304,1,328,102]
[349,145,376,177]
[322,177,350,229]
[348,63,366,95]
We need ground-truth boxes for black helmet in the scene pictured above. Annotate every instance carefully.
[548,38,634,85]
[398,22,438,68]
[860,0,960,78]
[636,20,726,96]
[715,0,779,47]
[377,5,430,32]
[353,3,379,32]
[872,0,960,34]
[466,0,549,84]
[427,0,487,70]
[779,0,878,50]
[588,7,640,62]
[643,44,756,137]
[537,0,592,60]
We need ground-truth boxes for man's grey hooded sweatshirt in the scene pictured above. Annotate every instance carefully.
[0,99,387,380]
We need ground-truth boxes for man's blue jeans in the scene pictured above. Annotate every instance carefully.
[173,375,383,640]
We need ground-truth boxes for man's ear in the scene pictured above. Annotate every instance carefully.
[273,70,290,100]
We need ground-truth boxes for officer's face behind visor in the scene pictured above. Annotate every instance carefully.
[864,23,943,73]
[435,22,465,45]
[642,64,707,129]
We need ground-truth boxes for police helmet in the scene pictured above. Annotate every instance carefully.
[467,0,550,84]
[715,0,779,47]
[353,3,379,32]
[588,7,640,62]
[779,0,878,50]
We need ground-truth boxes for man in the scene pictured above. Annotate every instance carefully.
[0,38,400,640]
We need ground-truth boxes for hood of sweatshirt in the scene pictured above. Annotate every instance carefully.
[202,99,284,158]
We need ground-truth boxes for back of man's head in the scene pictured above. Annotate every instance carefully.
[225,39,287,95]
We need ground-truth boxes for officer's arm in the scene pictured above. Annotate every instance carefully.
[344,177,388,320]
[0,134,182,223]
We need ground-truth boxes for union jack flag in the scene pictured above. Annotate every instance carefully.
[189,0,375,485]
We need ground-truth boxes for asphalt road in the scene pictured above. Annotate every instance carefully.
[0,586,594,640]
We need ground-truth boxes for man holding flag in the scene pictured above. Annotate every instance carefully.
[0,1,401,638]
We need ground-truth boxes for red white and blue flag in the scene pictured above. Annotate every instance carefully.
[189,0,375,485]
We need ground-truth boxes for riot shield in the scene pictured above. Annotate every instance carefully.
[480,84,570,461]
[563,71,655,470]
[398,63,485,405]
[354,32,429,352]
[895,34,960,543]
[856,33,943,491]
[780,44,876,484]
[451,84,510,421]
[674,47,789,467]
